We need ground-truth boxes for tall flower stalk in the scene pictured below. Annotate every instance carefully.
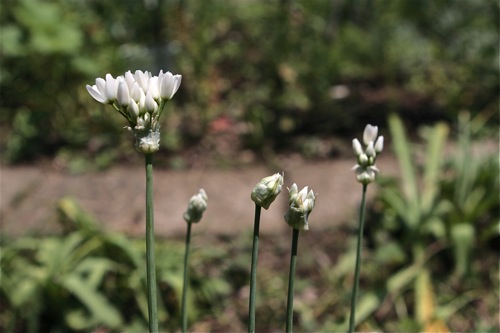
[284,184,316,333]
[248,173,283,333]
[86,70,181,333]
[181,189,208,333]
[145,153,158,332]
[348,124,383,332]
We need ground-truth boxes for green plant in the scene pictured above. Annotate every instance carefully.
[0,198,131,332]
[0,198,229,333]
[441,112,499,276]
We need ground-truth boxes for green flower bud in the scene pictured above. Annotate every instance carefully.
[251,172,284,209]
[183,189,208,223]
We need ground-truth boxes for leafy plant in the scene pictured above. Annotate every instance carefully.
[0,197,230,333]
[441,112,499,276]
[354,113,498,331]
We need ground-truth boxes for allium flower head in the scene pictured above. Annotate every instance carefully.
[251,172,284,209]
[352,124,384,184]
[86,70,182,154]
[183,189,208,223]
[284,183,316,231]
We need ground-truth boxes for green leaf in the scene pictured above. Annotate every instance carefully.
[62,275,122,328]
[381,187,410,225]
[338,292,381,331]
[387,263,421,294]
[388,114,420,227]
[421,123,449,214]
[74,257,119,289]
[450,223,475,276]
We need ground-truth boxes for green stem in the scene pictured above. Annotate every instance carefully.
[248,204,261,333]
[181,222,192,333]
[348,183,368,333]
[145,154,159,333]
[286,228,300,333]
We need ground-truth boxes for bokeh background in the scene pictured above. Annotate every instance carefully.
[1,0,498,332]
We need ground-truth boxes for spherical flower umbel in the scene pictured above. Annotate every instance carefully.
[251,172,284,210]
[86,70,182,154]
[352,124,384,184]
[284,183,316,231]
[183,189,208,224]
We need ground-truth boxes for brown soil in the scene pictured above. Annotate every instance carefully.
[1,154,400,238]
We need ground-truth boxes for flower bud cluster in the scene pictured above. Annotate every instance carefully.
[284,184,316,231]
[183,189,208,224]
[86,70,181,153]
[352,124,384,184]
[251,172,284,210]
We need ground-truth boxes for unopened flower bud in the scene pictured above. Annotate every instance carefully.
[104,73,118,102]
[183,189,208,223]
[352,138,363,156]
[129,100,140,120]
[284,184,316,231]
[251,172,284,209]
[149,76,160,100]
[145,91,158,114]
[117,81,130,107]
[365,141,376,157]
[358,153,368,165]
[374,136,384,153]
[130,82,142,103]
[363,124,378,145]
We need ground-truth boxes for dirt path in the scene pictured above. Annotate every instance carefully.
[1,155,399,237]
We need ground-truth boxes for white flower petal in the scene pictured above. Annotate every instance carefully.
[86,84,107,104]
[95,77,106,95]
[159,72,182,100]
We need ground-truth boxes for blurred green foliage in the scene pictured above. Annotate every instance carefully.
[1,0,498,165]
[0,197,231,333]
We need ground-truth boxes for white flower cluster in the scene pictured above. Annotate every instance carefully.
[251,172,284,210]
[183,189,208,224]
[352,124,384,184]
[284,184,316,231]
[86,70,182,153]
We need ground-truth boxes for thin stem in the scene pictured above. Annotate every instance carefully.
[286,228,300,333]
[145,153,159,333]
[348,183,368,333]
[248,204,262,333]
[181,222,192,333]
